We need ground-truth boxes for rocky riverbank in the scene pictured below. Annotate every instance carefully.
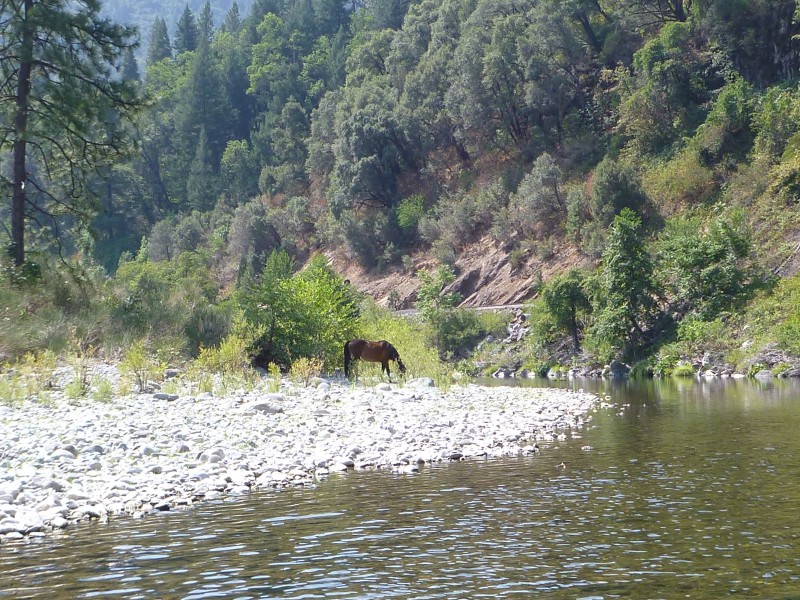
[0,366,601,545]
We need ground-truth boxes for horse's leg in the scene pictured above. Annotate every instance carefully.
[383,360,391,382]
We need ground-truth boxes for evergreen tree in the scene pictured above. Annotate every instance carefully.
[591,208,657,357]
[187,128,216,211]
[175,36,231,172]
[122,47,141,82]
[146,17,172,66]
[222,2,242,34]
[0,0,144,267]
[174,5,199,55]
[199,1,214,45]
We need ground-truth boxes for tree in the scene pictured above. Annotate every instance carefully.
[187,127,216,211]
[1,0,144,267]
[507,153,566,237]
[543,269,591,352]
[198,1,214,45]
[175,36,231,172]
[121,47,140,83]
[590,208,657,356]
[222,2,242,34]
[590,157,647,226]
[146,17,172,66]
[239,250,359,369]
[220,140,260,206]
[174,4,199,55]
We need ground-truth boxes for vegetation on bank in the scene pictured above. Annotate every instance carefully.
[4,0,800,381]
[0,249,508,397]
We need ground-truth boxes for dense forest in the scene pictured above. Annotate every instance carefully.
[3,0,800,378]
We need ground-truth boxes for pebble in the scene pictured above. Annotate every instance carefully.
[0,367,599,543]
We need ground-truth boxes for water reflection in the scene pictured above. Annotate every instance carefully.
[2,378,800,598]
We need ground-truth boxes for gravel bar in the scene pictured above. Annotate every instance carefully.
[0,366,601,544]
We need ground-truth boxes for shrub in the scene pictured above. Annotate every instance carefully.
[239,250,360,371]
[120,340,163,392]
[396,194,426,237]
[289,356,323,386]
[672,363,696,378]
[656,212,753,320]
[91,377,115,402]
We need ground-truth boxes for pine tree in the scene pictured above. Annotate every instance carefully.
[187,128,216,211]
[122,47,140,83]
[146,17,172,66]
[0,0,144,267]
[222,3,242,34]
[174,5,199,55]
[199,1,214,45]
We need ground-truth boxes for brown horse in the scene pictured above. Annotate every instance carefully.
[344,339,406,379]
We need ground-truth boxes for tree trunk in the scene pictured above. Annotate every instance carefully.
[11,0,34,267]
[569,308,580,353]
[672,0,687,23]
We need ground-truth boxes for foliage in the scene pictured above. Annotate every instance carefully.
[413,265,503,358]
[289,356,324,386]
[656,212,754,319]
[503,154,567,239]
[5,0,800,377]
[590,158,648,226]
[194,330,254,390]
[587,208,657,360]
[111,252,219,348]
[356,302,452,385]
[91,377,115,403]
[395,194,426,238]
[740,274,800,356]
[415,265,461,319]
[541,269,592,352]
[672,363,697,378]
[120,340,164,392]
[616,21,709,156]
[0,0,145,266]
[239,250,359,370]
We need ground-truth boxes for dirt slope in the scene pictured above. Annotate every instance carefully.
[327,236,594,309]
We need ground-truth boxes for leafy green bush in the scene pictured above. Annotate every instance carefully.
[541,269,592,352]
[239,250,360,371]
[585,209,656,360]
[396,194,426,237]
[120,340,164,392]
[741,274,800,355]
[289,356,323,387]
[672,363,696,378]
[414,266,498,358]
[656,212,753,320]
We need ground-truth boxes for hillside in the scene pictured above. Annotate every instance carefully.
[5,0,800,377]
[330,237,595,310]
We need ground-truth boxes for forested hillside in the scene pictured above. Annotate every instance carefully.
[102,0,255,47]
[4,0,800,376]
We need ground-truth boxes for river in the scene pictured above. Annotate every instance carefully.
[1,377,799,599]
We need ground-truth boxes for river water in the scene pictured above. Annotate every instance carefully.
[2,377,800,599]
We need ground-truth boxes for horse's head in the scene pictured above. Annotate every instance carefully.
[385,342,407,374]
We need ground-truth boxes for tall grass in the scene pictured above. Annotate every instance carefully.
[356,302,454,387]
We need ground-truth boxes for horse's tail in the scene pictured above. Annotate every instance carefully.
[343,341,351,377]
